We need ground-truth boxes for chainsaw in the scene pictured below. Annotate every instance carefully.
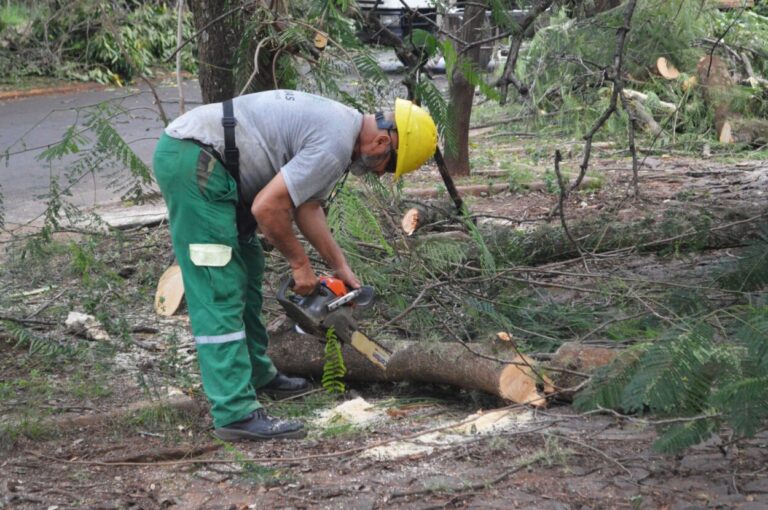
[276,276,391,370]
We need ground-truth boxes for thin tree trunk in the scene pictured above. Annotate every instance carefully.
[187,0,242,103]
[444,2,487,177]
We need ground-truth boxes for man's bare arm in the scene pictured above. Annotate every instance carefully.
[250,173,317,295]
[294,201,361,289]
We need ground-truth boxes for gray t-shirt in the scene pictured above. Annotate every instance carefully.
[165,90,363,206]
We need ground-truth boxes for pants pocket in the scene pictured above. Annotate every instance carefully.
[196,150,238,203]
[190,243,236,304]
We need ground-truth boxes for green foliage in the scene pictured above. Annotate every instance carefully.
[715,8,768,77]
[327,186,394,260]
[0,3,29,31]
[231,0,389,109]
[1,0,196,84]
[2,320,74,358]
[413,236,467,274]
[715,226,768,291]
[521,1,712,110]
[575,308,768,453]
[322,327,347,394]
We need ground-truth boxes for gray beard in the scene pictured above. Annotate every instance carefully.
[349,155,380,176]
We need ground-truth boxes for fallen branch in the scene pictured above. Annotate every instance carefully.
[103,444,221,463]
[622,89,677,112]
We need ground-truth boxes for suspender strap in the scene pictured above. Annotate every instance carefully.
[221,99,257,240]
[222,99,240,181]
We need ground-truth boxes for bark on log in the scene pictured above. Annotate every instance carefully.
[550,342,620,394]
[624,99,662,135]
[516,205,767,265]
[719,118,768,146]
[399,200,765,265]
[622,89,677,112]
[697,55,736,138]
[717,0,754,8]
[403,176,600,200]
[267,328,553,406]
[405,183,510,199]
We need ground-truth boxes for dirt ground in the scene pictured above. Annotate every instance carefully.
[2,136,767,509]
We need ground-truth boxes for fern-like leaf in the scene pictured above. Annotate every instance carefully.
[2,320,73,358]
[715,228,768,291]
[653,418,716,454]
[713,377,768,437]
[621,325,723,415]
[322,327,347,394]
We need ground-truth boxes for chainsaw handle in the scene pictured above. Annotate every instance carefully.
[276,276,327,303]
[276,276,294,304]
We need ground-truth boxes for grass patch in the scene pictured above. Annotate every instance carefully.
[0,3,29,29]
[0,417,55,451]
[265,390,340,421]
[218,441,293,486]
[318,422,359,439]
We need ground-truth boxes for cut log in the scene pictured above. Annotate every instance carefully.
[402,208,421,235]
[717,0,754,8]
[401,206,448,235]
[697,55,736,137]
[624,98,662,135]
[155,264,184,316]
[403,176,601,201]
[404,183,510,200]
[267,329,553,407]
[697,55,768,145]
[655,57,680,80]
[719,118,768,146]
[621,89,677,112]
[550,342,620,393]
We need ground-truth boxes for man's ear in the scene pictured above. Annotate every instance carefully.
[374,133,391,147]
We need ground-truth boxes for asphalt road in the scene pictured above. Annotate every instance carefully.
[0,79,202,227]
[0,49,443,229]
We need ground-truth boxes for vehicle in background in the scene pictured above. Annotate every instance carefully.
[357,0,437,39]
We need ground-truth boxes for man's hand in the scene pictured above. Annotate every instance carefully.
[334,263,361,290]
[295,201,361,290]
[292,262,318,296]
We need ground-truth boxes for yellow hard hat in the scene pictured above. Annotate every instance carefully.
[393,98,438,181]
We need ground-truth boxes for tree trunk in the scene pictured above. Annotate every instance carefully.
[187,0,243,103]
[444,2,487,177]
[397,202,766,265]
[267,328,553,406]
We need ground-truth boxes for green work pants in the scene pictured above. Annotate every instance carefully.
[153,133,277,428]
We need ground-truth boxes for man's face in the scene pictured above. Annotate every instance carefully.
[353,131,398,178]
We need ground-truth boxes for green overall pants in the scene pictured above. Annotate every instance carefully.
[153,133,277,428]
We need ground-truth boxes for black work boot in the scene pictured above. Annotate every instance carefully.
[213,409,305,441]
[259,372,311,400]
